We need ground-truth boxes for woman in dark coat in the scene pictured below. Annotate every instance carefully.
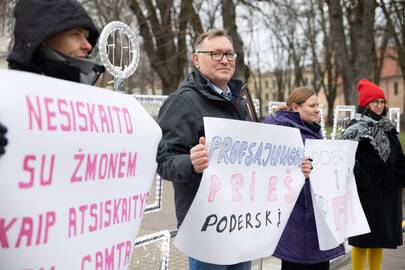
[263,87,344,270]
[340,79,405,270]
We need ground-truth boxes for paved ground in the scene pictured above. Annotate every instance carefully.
[130,181,405,270]
[332,237,405,270]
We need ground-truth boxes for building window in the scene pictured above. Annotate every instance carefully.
[394,82,398,95]
[265,93,269,100]
[265,80,269,88]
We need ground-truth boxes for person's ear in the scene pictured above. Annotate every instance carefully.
[192,53,200,69]
[291,103,299,112]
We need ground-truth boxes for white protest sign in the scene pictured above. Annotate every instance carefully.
[174,117,306,264]
[0,70,162,270]
[305,139,370,250]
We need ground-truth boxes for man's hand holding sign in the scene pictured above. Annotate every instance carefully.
[190,137,209,174]
[175,117,307,264]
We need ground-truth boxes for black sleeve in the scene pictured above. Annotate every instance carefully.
[355,140,384,191]
[0,122,8,156]
[156,94,202,184]
[394,139,405,187]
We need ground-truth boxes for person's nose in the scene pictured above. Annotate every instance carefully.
[219,54,230,64]
[80,37,92,54]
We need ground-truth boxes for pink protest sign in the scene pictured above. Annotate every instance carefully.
[0,70,161,270]
[175,117,306,264]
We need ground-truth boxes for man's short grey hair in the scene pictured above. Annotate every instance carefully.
[194,29,234,51]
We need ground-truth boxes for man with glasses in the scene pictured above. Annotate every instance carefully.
[156,29,251,270]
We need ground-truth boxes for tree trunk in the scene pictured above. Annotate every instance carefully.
[130,0,202,95]
[221,0,250,82]
[327,0,376,105]
[350,0,377,94]
[379,0,405,114]
[317,0,338,125]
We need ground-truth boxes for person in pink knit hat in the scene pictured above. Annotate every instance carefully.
[340,79,405,270]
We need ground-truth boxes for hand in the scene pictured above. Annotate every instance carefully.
[0,122,8,156]
[190,137,209,174]
[301,157,313,178]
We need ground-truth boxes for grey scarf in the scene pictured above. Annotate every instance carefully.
[340,113,396,162]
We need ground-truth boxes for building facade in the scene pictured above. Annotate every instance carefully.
[248,51,404,122]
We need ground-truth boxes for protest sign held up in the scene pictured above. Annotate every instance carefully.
[305,139,370,250]
[0,70,162,270]
[175,117,306,264]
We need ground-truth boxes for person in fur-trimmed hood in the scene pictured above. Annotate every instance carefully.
[340,79,405,270]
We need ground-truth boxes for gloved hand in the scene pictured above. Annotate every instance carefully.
[0,122,8,156]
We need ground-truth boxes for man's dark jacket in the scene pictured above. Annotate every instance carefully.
[156,69,248,226]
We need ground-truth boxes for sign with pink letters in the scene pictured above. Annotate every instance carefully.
[305,139,370,250]
[175,117,306,264]
[0,70,162,270]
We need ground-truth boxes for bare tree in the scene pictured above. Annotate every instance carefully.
[373,23,390,84]
[0,0,17,52]
[266,1,309,88]
[302,0,324,94]
[327,0,377,105]
[270,35,293,102]
[129,49,161,94]
[81,0,133,26]
[128,0,203,95]
[221,0,250,82]
[379,0,405,112]
[196,0,222,30]
[280,0,340,124]
[244,7,264,117]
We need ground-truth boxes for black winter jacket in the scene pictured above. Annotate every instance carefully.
[156,69,248,226]
[7,0,98,74]
[341,109,405,248]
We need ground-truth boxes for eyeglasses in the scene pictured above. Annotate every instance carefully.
[370,99,386,106]
[196,51,237,61]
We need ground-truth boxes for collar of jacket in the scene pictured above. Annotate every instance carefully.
[184,69,243,101]
[357,105,387,121]
[271,110,323,139]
